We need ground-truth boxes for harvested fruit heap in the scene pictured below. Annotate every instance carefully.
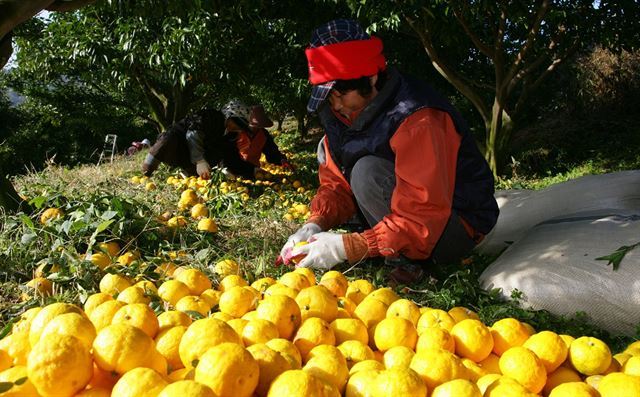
[1,265,640,397]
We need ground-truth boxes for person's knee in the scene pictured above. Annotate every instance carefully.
[350,156,394,201]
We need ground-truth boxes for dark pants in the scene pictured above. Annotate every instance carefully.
[349,155,476,265]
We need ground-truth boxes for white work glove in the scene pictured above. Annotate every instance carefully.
[278,222,322,265]
[292,232,347,270]
[196,160,211,179]
[220,167,237,181]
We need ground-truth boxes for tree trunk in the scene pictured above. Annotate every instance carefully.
[0,171,21,212]
[485,98,514,178]
[295,111,307,136]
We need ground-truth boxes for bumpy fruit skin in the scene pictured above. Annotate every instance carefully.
[195,343,259,397]
[27,334,93,397]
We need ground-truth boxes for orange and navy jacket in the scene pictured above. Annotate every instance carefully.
[308,69,498,260]
[232,128,286,167]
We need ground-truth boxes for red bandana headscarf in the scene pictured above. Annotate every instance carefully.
[305,37,386,84]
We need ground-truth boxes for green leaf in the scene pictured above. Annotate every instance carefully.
[20,214,34,229]
[185,310,205,320]
[95,219,115,234]
[595,242,640,271]
[0,383,13,393]
[101,211,118,220]
[13,377,27,386]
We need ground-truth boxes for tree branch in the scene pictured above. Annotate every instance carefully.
[46,0,95,12]
[405,10,490,125]
[502,0,550,91]
[450,1,494,59]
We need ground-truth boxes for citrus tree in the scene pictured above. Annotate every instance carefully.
[347,0,640,175]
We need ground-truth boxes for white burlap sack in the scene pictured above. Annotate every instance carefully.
[479,209,640,335]
[476,170,640,255]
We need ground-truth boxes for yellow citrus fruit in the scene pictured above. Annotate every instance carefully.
[39,312,96,351]
[598,372,640,397]
[490,318,531,356]
[158,310,193,331]
[0,365,40,396]
[175,268,212,295]
[134,279,158,294]
[158,380,215,397]
[303,346,349,393]
[197,218,218,233]
[416,327,455,353]
[167,215,188,228]
[198,288,221,307]
[265,282,299,299]
[247,343,292,397]
[266,338,303,370]
[190,203,209,219]
[155,325,187,371]
[431,378,482,397]
[476,373,502,395]
[294,317,336,361]
[99,273,132,295]
[623,355,640,376]
[175,296,211,317]
[337,340,375,369]
[214,259,240,278]
[98,241,121,257]
[548,381,599,397]
[483,375,538,397]
[461,357,486,381]
[371,367,427,396]
[367,287,399,306]
[499,346,548,394]
[155,261,178,277]
[111,367,168,397]
[416,309,456,334]
[242,319,279,346]
[219,286,258,318]
[219,274,248,291]
[88,300,126,331]
[111,302,159,338]
[117,286,151,305]
[386,299,421,326]
[330,318,369,345]
[40,207,63,224]
[383,345,415,369]
[346,368,382,397]
[158,279,191,306]
[450,319,494,362]
[25,277,53,297]
[267,369,340,397]
[560,334,576,348]
[318,277,348,298]
[28,302,84,347]
[523,330,569,373]
[84,293,114,316]
[448,306,480,323]
[374,317,418,352]
[194,342,259,397]
[280,271,311,291]
[350,360,385,375]
[569,336,612,376]
[256,294,301,340]
[353,296,389,329]
[0,350,11,372]
[477,353,502,375]
[346,279,375,305]
[92,323,156,374]
[251,277,277,293]
[294,267,316,286]
[543,366,587,395]
[167,367,195,382]
[409,347,468,391]
[178,318,241,368]
[27,334,93,397]
[296,285,338,323]
[290,241,310,265]
[117,251,138,266]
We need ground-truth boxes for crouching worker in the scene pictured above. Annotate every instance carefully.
[222,100,295,172]
[142,108,257,179]
[278,19,499,285]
